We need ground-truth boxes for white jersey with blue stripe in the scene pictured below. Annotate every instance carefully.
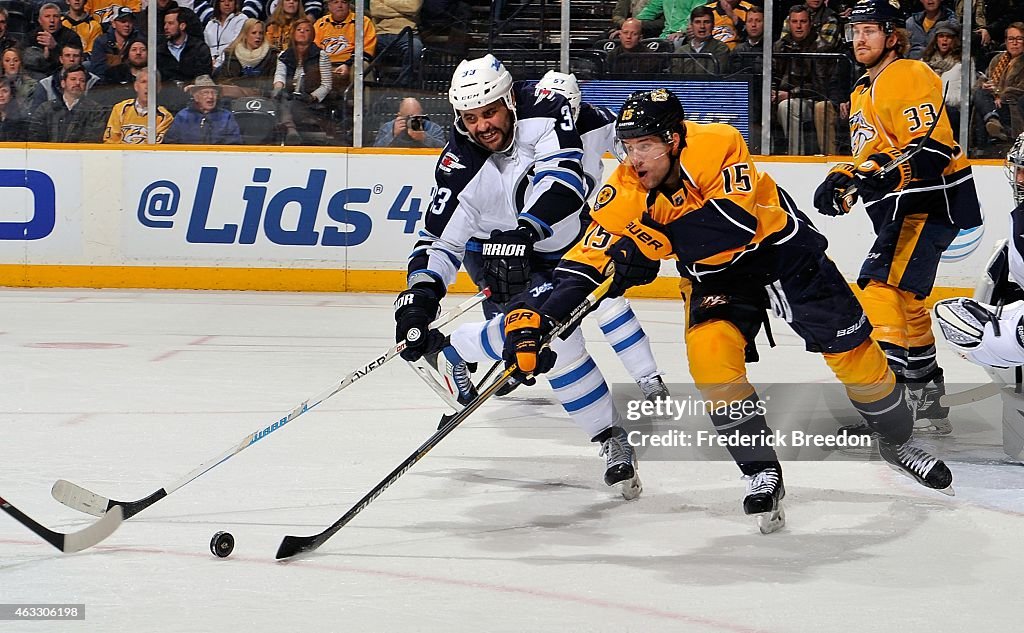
[575,101,617,200]
[407,82,587,291]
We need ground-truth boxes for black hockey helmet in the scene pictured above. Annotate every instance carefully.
[848,0,903,33]
[615,88,685,143]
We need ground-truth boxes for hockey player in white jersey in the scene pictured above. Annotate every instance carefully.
[935,132,1024,460]
[393,56,641,498]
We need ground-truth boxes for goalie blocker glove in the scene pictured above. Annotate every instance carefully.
[503,307,557,384]
[481,226,537,304]
[395,287,446,361]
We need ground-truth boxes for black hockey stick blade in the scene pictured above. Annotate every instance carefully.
[0,495,124,553]
[276,276,615,560]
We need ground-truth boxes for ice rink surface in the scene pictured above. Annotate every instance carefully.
[1,288,1022,633]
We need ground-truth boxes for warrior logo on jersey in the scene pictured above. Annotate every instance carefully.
[849,111,877,157]
[594,185,616,210]
[438,151,466,174]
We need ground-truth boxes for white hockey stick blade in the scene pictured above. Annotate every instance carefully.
[939,382,1001,407]
[51,479,111,518]
[408,359,463,411]
[62,506,124,552]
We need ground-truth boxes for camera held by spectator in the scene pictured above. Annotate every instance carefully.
[407,114,427,131]
[374,97,446,148]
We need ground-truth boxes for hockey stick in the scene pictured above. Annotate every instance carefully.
[940,382,1002,407]
[0,495,123,553]
[275,275,615,560]
[845,85,948,200]
[51,290,491,520]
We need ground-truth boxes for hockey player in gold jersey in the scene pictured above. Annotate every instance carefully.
[501,89,955,532]
[813,0,983,436]
[102,69,173,144]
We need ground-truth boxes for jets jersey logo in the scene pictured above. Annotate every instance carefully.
[595,185,615,209]
[320,35,352,55]
[533,87,557,106]
[438,152,465,174]
[849,111,876,157]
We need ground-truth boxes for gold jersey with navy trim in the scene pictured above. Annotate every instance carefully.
[849,58,981,230]
[313,14,377,65]
[103,99,174,144]
[560,122,794,282]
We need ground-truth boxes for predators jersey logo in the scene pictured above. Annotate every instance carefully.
[594,185,616,210]
[320,35,352,55]
[120,124,148,144]
[849,111,876,157]
[651,89,669,102]
[887,0,900,8]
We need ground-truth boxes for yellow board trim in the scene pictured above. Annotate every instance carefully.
[0,264,970,307]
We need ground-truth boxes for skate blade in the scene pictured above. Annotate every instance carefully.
[884,464,957,496]
[756,506,785,534]
[913,418,953,436]
[618,474,643,501]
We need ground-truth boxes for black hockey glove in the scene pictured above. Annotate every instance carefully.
[394,287,445,361]
[813,162,857,216]
[855,149,912,200]
[502,307,557,385]
[481,226,536,304]
[607,234,661,298]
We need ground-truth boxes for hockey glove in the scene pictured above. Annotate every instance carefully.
[608,235,661,298]
[503,307,557,385]
[394,287,445,361]
[855,149,912,199]
[481,226,536,304]
[621,214,675,261]
[813,162,857,216]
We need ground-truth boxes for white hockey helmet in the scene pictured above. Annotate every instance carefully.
[448,54,515,113]
[536,70,581,122]
[1006,132,1024,206]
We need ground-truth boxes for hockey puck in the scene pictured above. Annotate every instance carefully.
[210,531,234,558]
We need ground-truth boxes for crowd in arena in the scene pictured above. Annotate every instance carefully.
[0,0,1017,154]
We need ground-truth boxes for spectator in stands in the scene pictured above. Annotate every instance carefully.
[158,8,214,83]
[959,0,991,50]
[673,6,729,74]
[611,0,663,39]
[780,0,841,52]
[606,17,669,74]
[772,4,834,155]
[274,17,331,144]
[974,22,1024,146]
[922,21,967,138]
[2,48,38,110]
[266,0,306,51]
[206,0,248,69]
[166,74,241,143]
[29,64,106,142]
[315,0,377,87]
[103,68,174,143]
[31,42,100,110]
[0,8,21,53]
[214,18,279,97]
[90,8,141,82]
[984,0,1024,48]
[732,4,763,72]
[90,0,143,26]
[104,39,148,86]
[62,0,102,61]
[637,0,706,42]
[906,0,956,60]
[371,0,422,87]
[23,3,84,79]
[0,77,28,141]
[374,97,444,147]
[139,0,204,40]
[704,0,755,50]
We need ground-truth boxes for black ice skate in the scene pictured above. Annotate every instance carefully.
[596,426,642,500]
[909,369,952,436]
[877,440,955,496]
[742,466,786,534]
